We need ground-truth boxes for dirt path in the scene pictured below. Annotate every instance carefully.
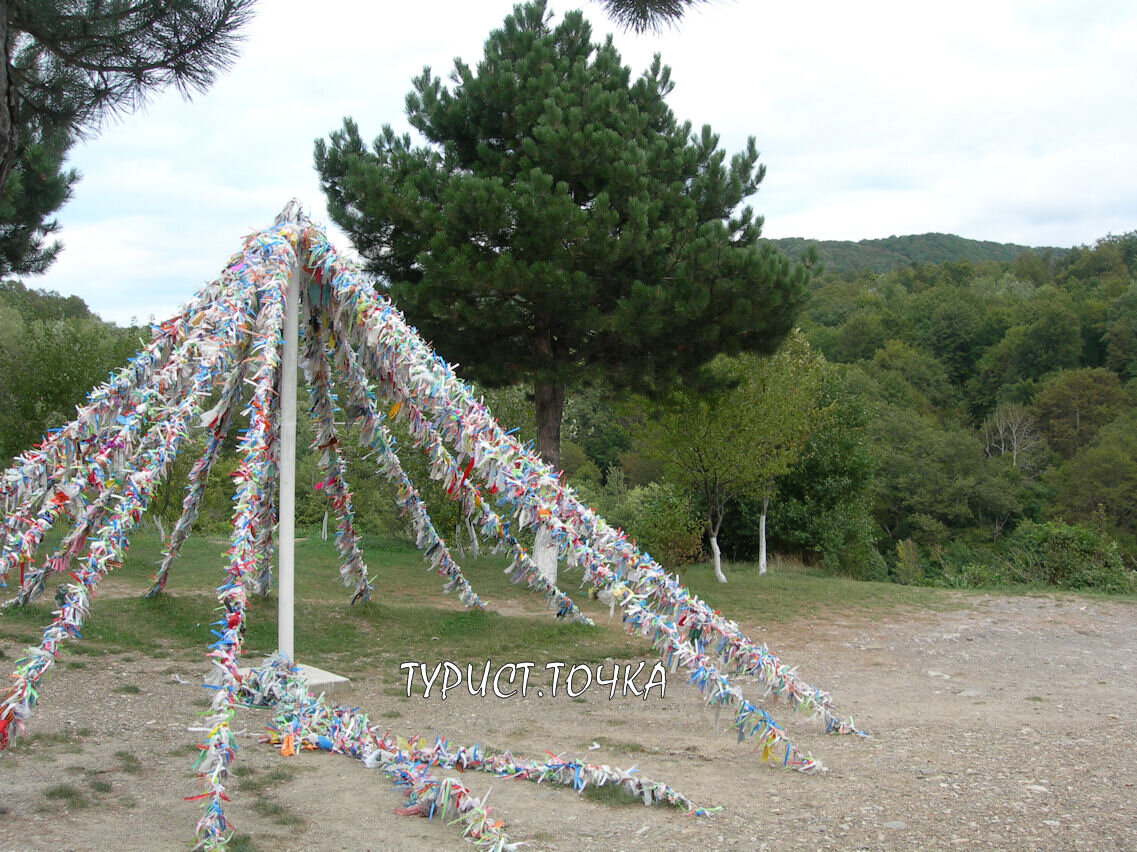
[2,592,1135,851]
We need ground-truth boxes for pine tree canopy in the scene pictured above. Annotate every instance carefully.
[316,0,806,465]
[0,1,255,274]
[0,122,76,276]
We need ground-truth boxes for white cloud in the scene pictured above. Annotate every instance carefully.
[30,0,1137,321]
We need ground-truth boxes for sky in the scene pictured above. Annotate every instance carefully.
[32,0,1137,326]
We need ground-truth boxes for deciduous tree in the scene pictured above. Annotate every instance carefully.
[637,331,824,582]
[1031,367,1132,459]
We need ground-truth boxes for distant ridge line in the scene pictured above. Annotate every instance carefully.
[765,232,1069,274]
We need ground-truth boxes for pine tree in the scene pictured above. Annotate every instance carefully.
[0,123,76,276]
[0,0,255,273]
[317,0,807,477]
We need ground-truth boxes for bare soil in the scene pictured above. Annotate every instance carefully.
[2,591,1135,851]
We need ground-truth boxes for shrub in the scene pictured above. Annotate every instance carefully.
[892,538,924,585]
[1000,520,1134,592]
[617,482,703,566]
[579,476,702,567]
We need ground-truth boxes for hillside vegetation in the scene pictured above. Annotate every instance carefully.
[767,232,1068,273]
[1,229,1133,594]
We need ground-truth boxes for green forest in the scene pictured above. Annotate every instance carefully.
[3,229,1133,594]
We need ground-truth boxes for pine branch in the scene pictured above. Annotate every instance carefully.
[597,0,714,34]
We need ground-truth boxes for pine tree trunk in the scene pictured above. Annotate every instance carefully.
[533,382,564,470]
[0,5,17,194]
[533,380,564,585]
[758,494,769,575]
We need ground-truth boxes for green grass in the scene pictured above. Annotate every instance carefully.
[581,783,647,807]
[44,783,91,809]
[679,558,968,626]
[113,684,142,695]
[236,767,295,795]
[252,796,304,826]
[6,527,1118,699]
[115,750,142,774]
[8,728,91,757]
[588,736,646,754]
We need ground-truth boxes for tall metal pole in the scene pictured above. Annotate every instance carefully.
[278,265,299,660]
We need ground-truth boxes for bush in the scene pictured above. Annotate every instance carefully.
[576,474,702,567]
[892,538,924,585]
[1000,520,1134,592]
[618,482,703,566]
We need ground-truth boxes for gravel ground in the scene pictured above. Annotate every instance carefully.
[2,591,1135,851]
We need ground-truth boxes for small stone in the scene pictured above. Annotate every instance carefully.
[883,821,907,830]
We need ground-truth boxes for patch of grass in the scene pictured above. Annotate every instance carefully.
[44,784,91,809]
[170,742,201,756]
[589,736,646,754]
[65,660,87,669]
[238,767,294,794]
[113,684,141,695]
[67,643,109,657]
[88,778,113,794]
[10,728,89,756]
[119,795,137,809]
[227,834,260,852]
[680,559,965,626]
[252,796,304,826]
[1026,695,1046,702]
[114,750,142,774]
[581,783,645,807]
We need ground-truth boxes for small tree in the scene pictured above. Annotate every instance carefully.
[982,402,1040,471]
[638,331,825,582]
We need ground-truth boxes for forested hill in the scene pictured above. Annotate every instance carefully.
[0,280,142,462]
[767,233,1068,273]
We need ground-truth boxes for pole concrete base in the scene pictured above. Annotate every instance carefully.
[295,663,351,697]
[236,661,351,698]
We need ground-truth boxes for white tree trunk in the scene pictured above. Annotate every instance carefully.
[321,509,329,542]
[154,514,166,541]
[758,494,769,575]
[535,525,558,585]
[710,533,726,583]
